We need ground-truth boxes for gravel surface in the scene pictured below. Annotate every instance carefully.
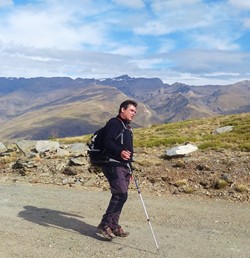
[0,182,250,258]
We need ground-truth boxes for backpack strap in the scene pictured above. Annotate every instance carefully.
[115,117,131,144]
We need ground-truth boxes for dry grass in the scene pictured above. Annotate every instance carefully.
[183,186,195,194]
[175,179,188,187]
[235,184,248,193]
[0,155,17,164]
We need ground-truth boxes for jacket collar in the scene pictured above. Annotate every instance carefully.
[117,115,129,125]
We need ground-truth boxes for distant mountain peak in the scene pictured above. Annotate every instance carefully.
[113,75,132,80]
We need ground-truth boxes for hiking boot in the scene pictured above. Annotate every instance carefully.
[97,224,116,240]
[113,227,129,237]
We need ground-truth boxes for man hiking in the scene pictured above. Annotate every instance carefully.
[97,99,137,240]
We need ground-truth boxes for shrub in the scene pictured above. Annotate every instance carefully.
[214,179,228,189]
[235,184,248,193]
[175,179,188,187]
[183,186,195,194]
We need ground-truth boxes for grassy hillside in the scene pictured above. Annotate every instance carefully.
[59,112,250,152]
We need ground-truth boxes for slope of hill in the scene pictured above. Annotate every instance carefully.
[0,82,160,140]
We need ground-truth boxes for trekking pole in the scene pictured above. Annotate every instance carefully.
[132,171,159,250]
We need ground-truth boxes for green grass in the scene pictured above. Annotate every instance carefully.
[58,112,250,152]
[133,113,250,151]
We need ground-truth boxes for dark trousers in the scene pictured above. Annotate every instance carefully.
[100,166,131,230]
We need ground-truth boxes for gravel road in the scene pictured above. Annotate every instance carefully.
[0,182,250,258]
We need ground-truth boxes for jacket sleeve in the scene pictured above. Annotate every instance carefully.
[103,118,124,158]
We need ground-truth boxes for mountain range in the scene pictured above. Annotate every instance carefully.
[0,75,249,140]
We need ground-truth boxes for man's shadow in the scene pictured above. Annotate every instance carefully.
[18,206,158,254]
[18,206,104,241]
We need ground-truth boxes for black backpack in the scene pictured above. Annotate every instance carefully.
[87,119,126,166]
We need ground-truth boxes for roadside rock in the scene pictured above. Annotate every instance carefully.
[56,148,70,157]
[36,140,60,153]
[16,140,37,156]
[70,157,86,166]
[69,143,88,156]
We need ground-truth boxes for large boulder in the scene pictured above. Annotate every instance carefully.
[166,144,198,157]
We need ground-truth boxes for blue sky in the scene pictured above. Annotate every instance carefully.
[0,0,250,85]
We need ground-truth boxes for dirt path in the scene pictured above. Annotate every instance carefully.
[0,182,250,258]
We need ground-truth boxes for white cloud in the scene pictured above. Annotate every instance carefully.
[167,49,250,74]
[157,39,176,53]
[0,0,12,8]
[151,0,201,10]
[134,0,214,36]
[134,0,245,54]
[190,34,240,51]
[203,72,240,77]
[0,2,108,50]
[153,2,244,53]
[110,45,147,56]
[243,18,250,29]
[135,21,172,36]
[0,43,135,78]
[131,58,164,69]
[229,0,250,9]
[112,0,145,9]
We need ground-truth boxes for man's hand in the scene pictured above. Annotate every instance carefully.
[121,150,131,160]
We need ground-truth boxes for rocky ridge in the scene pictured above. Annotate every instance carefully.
[0,139,249,203]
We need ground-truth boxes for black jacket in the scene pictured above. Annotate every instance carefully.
[103,115,133,166]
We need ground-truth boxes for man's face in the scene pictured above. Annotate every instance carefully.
[120,104,137,122]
